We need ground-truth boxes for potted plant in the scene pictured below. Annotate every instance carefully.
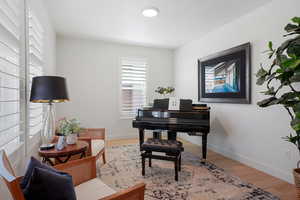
[155,86,175,98]
[256,17,300,194]
[57,118,82,145]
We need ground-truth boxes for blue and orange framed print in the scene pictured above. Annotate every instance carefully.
[198,43,251,104]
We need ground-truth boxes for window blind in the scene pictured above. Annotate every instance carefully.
[28,8,44,137]
[120,58,147,118]
[0,0,23,153]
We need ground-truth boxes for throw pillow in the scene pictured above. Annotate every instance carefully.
[23,167,76,200]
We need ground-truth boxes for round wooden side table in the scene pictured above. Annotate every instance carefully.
[39,140,88,166]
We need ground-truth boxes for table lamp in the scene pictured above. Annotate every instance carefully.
[30,76,69,150]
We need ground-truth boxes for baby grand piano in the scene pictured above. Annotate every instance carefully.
[132,99,210,161]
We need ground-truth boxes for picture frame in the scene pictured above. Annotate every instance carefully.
[198,43,251,104]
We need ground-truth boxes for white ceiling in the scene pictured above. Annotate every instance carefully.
[44,0,272,49]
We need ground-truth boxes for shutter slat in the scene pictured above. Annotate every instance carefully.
[0,7,19,38]
[4,0,19,18]
[29,26,43,42]
[122,74,146,79]
[29,34,42,50]
[29,45,42,59]
[29,13,44,33]
[30,51,43,63]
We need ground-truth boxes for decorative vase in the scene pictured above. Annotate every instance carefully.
[294,168,300,199]
[66,134,78,145]
[56,136,66,150]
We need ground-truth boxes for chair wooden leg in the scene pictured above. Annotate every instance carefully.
[102,150,106,164]
[142,155,145,176]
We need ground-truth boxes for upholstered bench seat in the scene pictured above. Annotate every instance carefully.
[141,138,184,154]
[91,139,105,156]
[141,138,184,181]
[75,178,115,200]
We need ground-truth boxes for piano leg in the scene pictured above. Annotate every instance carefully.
[168,131,177,140]
[139,128,145,151]
[202,133,207,162]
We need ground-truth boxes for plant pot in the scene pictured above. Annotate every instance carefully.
[66,134,78,145]
[294,168,300,199]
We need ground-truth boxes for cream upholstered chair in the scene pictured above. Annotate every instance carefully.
[0,150,145,200]
[79,128,107,164]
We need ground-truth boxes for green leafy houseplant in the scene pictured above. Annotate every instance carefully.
[57,118,82,136]
[256,17,300,155]
[155,86,175,95]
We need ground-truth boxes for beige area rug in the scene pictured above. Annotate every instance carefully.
[100,144,279,200]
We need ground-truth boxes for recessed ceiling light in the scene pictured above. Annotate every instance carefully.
[142,7,159,18]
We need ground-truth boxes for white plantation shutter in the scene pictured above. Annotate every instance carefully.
[28,8,44,137]
[120,58,147,118]
[0,0,24,153]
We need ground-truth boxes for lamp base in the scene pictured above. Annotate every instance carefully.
[40,143,55,150]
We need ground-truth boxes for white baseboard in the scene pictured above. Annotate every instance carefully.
[179,135,293,184]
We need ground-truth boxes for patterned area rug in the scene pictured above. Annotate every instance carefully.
[100,144,280,200]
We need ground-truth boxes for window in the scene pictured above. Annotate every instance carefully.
[28,8,44,137]
[0,0,46,154]
[120,58,147,118]
[0,0,24,154]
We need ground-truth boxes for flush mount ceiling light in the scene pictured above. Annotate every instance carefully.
[142,7,159,18]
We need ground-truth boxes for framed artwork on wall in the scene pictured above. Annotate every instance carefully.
[198,43,251,104]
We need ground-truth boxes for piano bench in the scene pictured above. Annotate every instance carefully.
[141,139,184,181]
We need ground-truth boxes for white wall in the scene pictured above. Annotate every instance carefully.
[56,36,174,139]
[0,0,56,199]
[174,0,300,183]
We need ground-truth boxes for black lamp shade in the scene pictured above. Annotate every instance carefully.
[30,76,69,103]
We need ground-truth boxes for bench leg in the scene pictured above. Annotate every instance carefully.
[179,154,181,172]
[142,155,145,176]
[174,158,179,181]
[149,152,152,167]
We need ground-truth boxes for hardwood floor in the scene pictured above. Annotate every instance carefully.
[106,137,296,200]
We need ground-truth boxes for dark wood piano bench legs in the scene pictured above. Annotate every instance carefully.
[141,151,182,181]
